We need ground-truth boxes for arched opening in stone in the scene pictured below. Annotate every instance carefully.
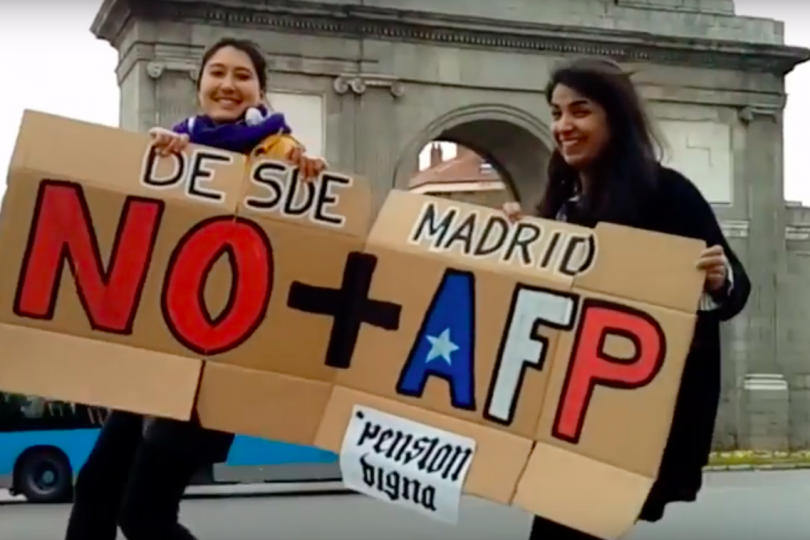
[411,142,508,209]
[399,118,552,207]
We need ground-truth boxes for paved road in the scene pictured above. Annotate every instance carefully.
[0,470,807,539]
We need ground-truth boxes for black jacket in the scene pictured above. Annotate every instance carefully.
[553,165,751,522]
[641,167,750,521]
[143,413,235,465]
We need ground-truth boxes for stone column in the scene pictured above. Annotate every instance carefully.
[712,221,749,449]
[333,74,406,213]
[118,57,198,134]
[145,60,198,131]
[737,106,789,450]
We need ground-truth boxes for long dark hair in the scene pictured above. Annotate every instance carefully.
[197,38,268,93]
[537,58,662,227]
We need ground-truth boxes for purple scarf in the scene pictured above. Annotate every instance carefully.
[171,105,292,155]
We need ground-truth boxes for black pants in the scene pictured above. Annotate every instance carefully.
[528,516,602,540]
[65,410,233,540]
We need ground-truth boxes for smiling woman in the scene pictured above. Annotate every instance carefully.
[196,40,268,122]
[501,57,751,540]
[549,85,611,170]
[64,37,327,540]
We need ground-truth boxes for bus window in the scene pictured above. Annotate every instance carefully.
[0,393,108,432]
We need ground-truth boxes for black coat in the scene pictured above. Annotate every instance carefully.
[639,167,750,521]
[555,165,751,522]
[143,414,235,465]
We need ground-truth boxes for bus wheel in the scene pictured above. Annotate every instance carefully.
[15,447,73,503]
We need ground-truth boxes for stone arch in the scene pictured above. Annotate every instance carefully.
[393,103,553,204]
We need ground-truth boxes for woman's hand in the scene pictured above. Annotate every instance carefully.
[502,201,522,222]
[287,146,327,180]
[149,128,189,157]
[696,244,728,292]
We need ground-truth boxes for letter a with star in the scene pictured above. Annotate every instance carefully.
[396,269,476,410]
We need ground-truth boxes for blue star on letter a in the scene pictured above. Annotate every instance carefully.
[396,269,476,410]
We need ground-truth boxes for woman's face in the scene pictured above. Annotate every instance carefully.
[550,84,610,170]
[197,46,263,122]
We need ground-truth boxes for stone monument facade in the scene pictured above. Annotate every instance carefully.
[92,0,809,450]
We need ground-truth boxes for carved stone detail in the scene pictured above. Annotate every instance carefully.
[786,225,810,241]
[333,74,404,97]
[738,106,779,124]
[146,60,197,80]
[91,0,810,75]
[720,220,749,238]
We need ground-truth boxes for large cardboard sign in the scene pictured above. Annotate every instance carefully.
[0,111,705,539]
[0,111,371,432]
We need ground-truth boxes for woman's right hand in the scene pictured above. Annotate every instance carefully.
[149,127,189,156]
[287,145,327,181]
[502,201,522,222]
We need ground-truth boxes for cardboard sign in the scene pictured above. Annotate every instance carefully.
[313,192,704,537]
[0,111,705,539]
[0,111,371,432]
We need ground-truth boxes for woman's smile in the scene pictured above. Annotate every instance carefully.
[213,96,242,109]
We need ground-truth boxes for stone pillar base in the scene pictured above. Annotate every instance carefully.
[741,374,789,450]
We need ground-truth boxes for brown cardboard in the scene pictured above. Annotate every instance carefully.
[314,191,588,507]
[512,223,704,538]
[195,144,372,442]
[0,112,705,535]
[315,386,532,504]
[0,110,371,431]
[0,323,200,420]
[318,193,704,536]
[331,190,593,436]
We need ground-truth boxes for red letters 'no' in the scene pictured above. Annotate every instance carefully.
[14,181,274,355]
[15,181,163,334]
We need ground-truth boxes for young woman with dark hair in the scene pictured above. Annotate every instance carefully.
[64,37,324,540]
[504,57,751,539]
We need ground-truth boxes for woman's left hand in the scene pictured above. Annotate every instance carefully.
[696,244,728,292]
[287,146,327,180]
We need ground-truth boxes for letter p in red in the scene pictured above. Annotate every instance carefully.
[552,298,666,444]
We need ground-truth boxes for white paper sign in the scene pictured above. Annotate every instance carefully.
[339,405,476,524]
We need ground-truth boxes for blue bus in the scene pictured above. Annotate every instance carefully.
[0,394,341,503]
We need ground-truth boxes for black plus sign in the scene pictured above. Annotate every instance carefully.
[287,252,401,368]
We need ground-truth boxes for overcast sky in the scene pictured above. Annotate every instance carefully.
[1,1,808,201]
